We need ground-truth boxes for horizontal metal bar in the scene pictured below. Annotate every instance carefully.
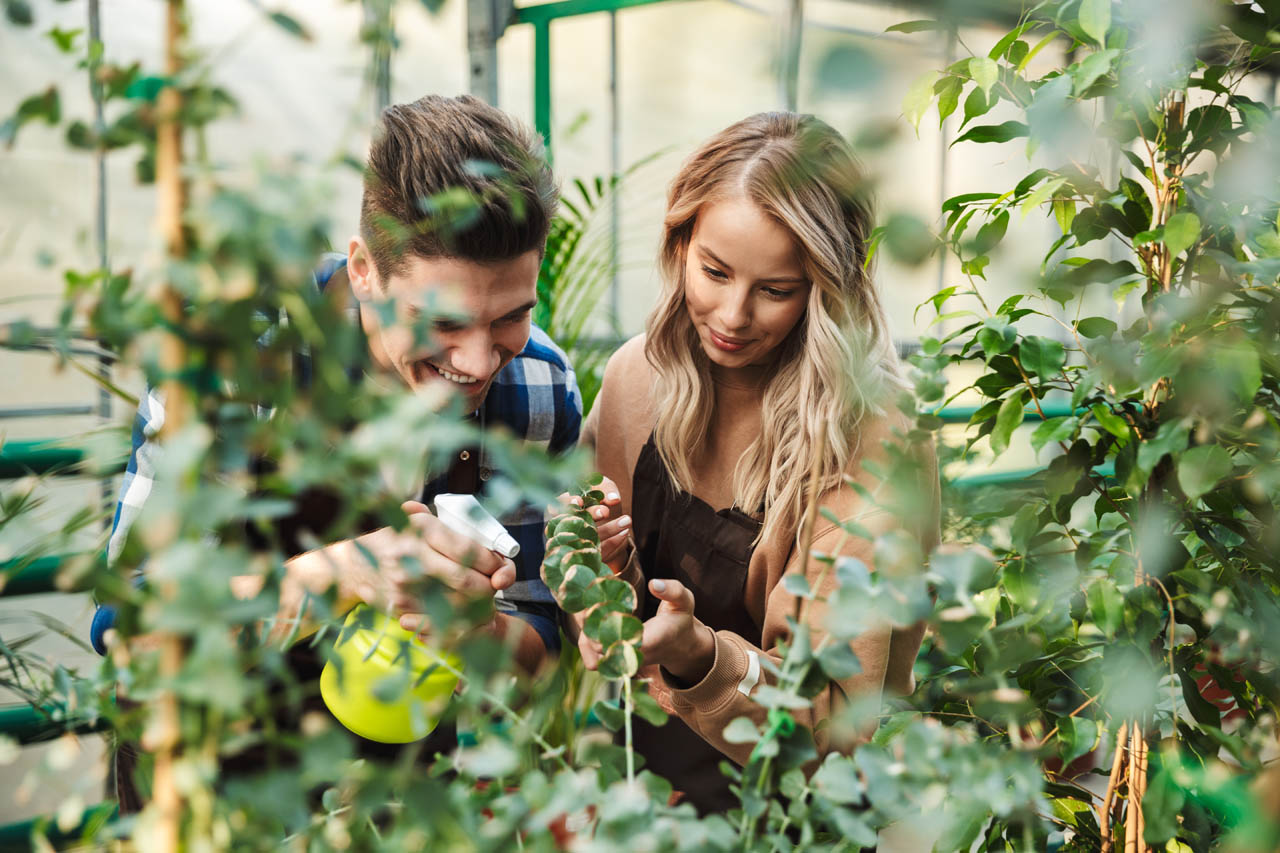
[0,405,95,419]
[933,402,1079,424]
[513,0,678,25]
[0,801,117,850]
[0,703,110,746]
[951,462,1115,489]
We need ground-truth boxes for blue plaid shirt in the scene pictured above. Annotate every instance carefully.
[91,255,581,654]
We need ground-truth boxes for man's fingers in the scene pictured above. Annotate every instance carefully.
[402,500,431,516]
[399,612,432,637]
[490,559,516,591]
[408,512,507,576]
[649,578,695,613]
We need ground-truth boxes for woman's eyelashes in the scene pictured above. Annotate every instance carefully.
[700,263,801,299]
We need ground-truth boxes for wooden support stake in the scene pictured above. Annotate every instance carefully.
[146,1,189,850]
[1099,721,1128,853]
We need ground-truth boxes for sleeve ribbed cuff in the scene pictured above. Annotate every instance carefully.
[665,630,751,715]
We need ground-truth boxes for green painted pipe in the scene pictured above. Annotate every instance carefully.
[0,441,89,478]
[0,802,117,851]
[0,704,109,746]
[0,555,79,598]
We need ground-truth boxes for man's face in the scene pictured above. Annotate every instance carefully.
[349,240,540,413]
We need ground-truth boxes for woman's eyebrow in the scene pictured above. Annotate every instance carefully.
[698,245,733,271]
[699,245,806,284]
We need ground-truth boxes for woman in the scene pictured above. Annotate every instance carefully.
[576,112,939,814]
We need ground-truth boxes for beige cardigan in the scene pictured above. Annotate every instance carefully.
[581,335,939,766]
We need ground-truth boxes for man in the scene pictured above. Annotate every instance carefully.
[91,95,580,781]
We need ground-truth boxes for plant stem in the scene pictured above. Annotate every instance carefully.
[1099,720,1128,853]
[623,676,635,785]
[433,657,572,772]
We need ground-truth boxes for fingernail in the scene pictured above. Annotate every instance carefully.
[651,579,666,593]
[593,506,607,519]
[606,492,619,502]
[618,515,630,528]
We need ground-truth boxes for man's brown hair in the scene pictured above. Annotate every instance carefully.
[360,94,558,278]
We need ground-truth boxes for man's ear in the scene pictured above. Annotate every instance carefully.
[348,236,380,302]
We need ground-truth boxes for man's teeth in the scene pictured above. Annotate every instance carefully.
[435,365,479,384]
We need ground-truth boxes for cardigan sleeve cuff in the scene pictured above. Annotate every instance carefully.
[665,629,752,714]
[614,536,645,613]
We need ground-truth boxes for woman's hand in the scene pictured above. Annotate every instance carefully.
[557,476,630,568]
[639,578,715,685]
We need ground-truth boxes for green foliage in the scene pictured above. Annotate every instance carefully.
[5,1,1280,850]
[901,0,1280,849]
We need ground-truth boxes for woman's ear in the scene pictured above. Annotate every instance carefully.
[348,236,379,302]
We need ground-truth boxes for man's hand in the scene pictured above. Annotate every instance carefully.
[356,500,514,636]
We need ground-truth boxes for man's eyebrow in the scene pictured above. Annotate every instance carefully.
[404,301,535,322]
[500,300,537,320]
[698,245,806,284]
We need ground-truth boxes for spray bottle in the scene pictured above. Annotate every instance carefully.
[319,494,517,743]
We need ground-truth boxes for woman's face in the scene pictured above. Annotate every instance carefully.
[683,195,810,374]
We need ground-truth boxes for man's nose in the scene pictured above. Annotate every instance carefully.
[449,329,500,379]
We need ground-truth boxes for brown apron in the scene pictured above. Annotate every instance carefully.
[626,434,762,815]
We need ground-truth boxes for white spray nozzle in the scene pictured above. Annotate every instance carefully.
[432,493,520,559]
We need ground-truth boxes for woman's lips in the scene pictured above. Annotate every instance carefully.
[708,329,751,353]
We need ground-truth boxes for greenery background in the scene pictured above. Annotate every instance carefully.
[2,0,1280,851]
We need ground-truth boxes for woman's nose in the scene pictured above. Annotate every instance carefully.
[717,290,752,330]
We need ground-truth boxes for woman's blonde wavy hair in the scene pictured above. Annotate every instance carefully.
[645,112,903,548]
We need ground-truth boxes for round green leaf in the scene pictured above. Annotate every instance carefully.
[1078,0,1111,46]
[969,56,998,96]
[1076,316,1117,338]
[990,390,1027,455]
[1163,212,1201,259]
[1176,444,1232,501]
[1018,335,1066,380]
[1057,716,1098,766]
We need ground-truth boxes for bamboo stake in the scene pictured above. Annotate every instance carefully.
[1099,721,1128,853]
[1123,722,1151,853]
[146,2,189,849]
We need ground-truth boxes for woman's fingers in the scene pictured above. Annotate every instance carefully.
[401,500,431,516]
[578,632,602,670]
[599,529,630,565]
[649,578,696,613]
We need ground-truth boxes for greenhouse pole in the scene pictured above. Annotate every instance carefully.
[778,0,802,110]
[88,0,113,523]
[608,9,620,329]
[365,0,393,113]
[147,1,190,848]
[467,0,507,105]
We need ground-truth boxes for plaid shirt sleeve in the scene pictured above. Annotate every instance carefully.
[481,325,583,653]
[90,388,167,654]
